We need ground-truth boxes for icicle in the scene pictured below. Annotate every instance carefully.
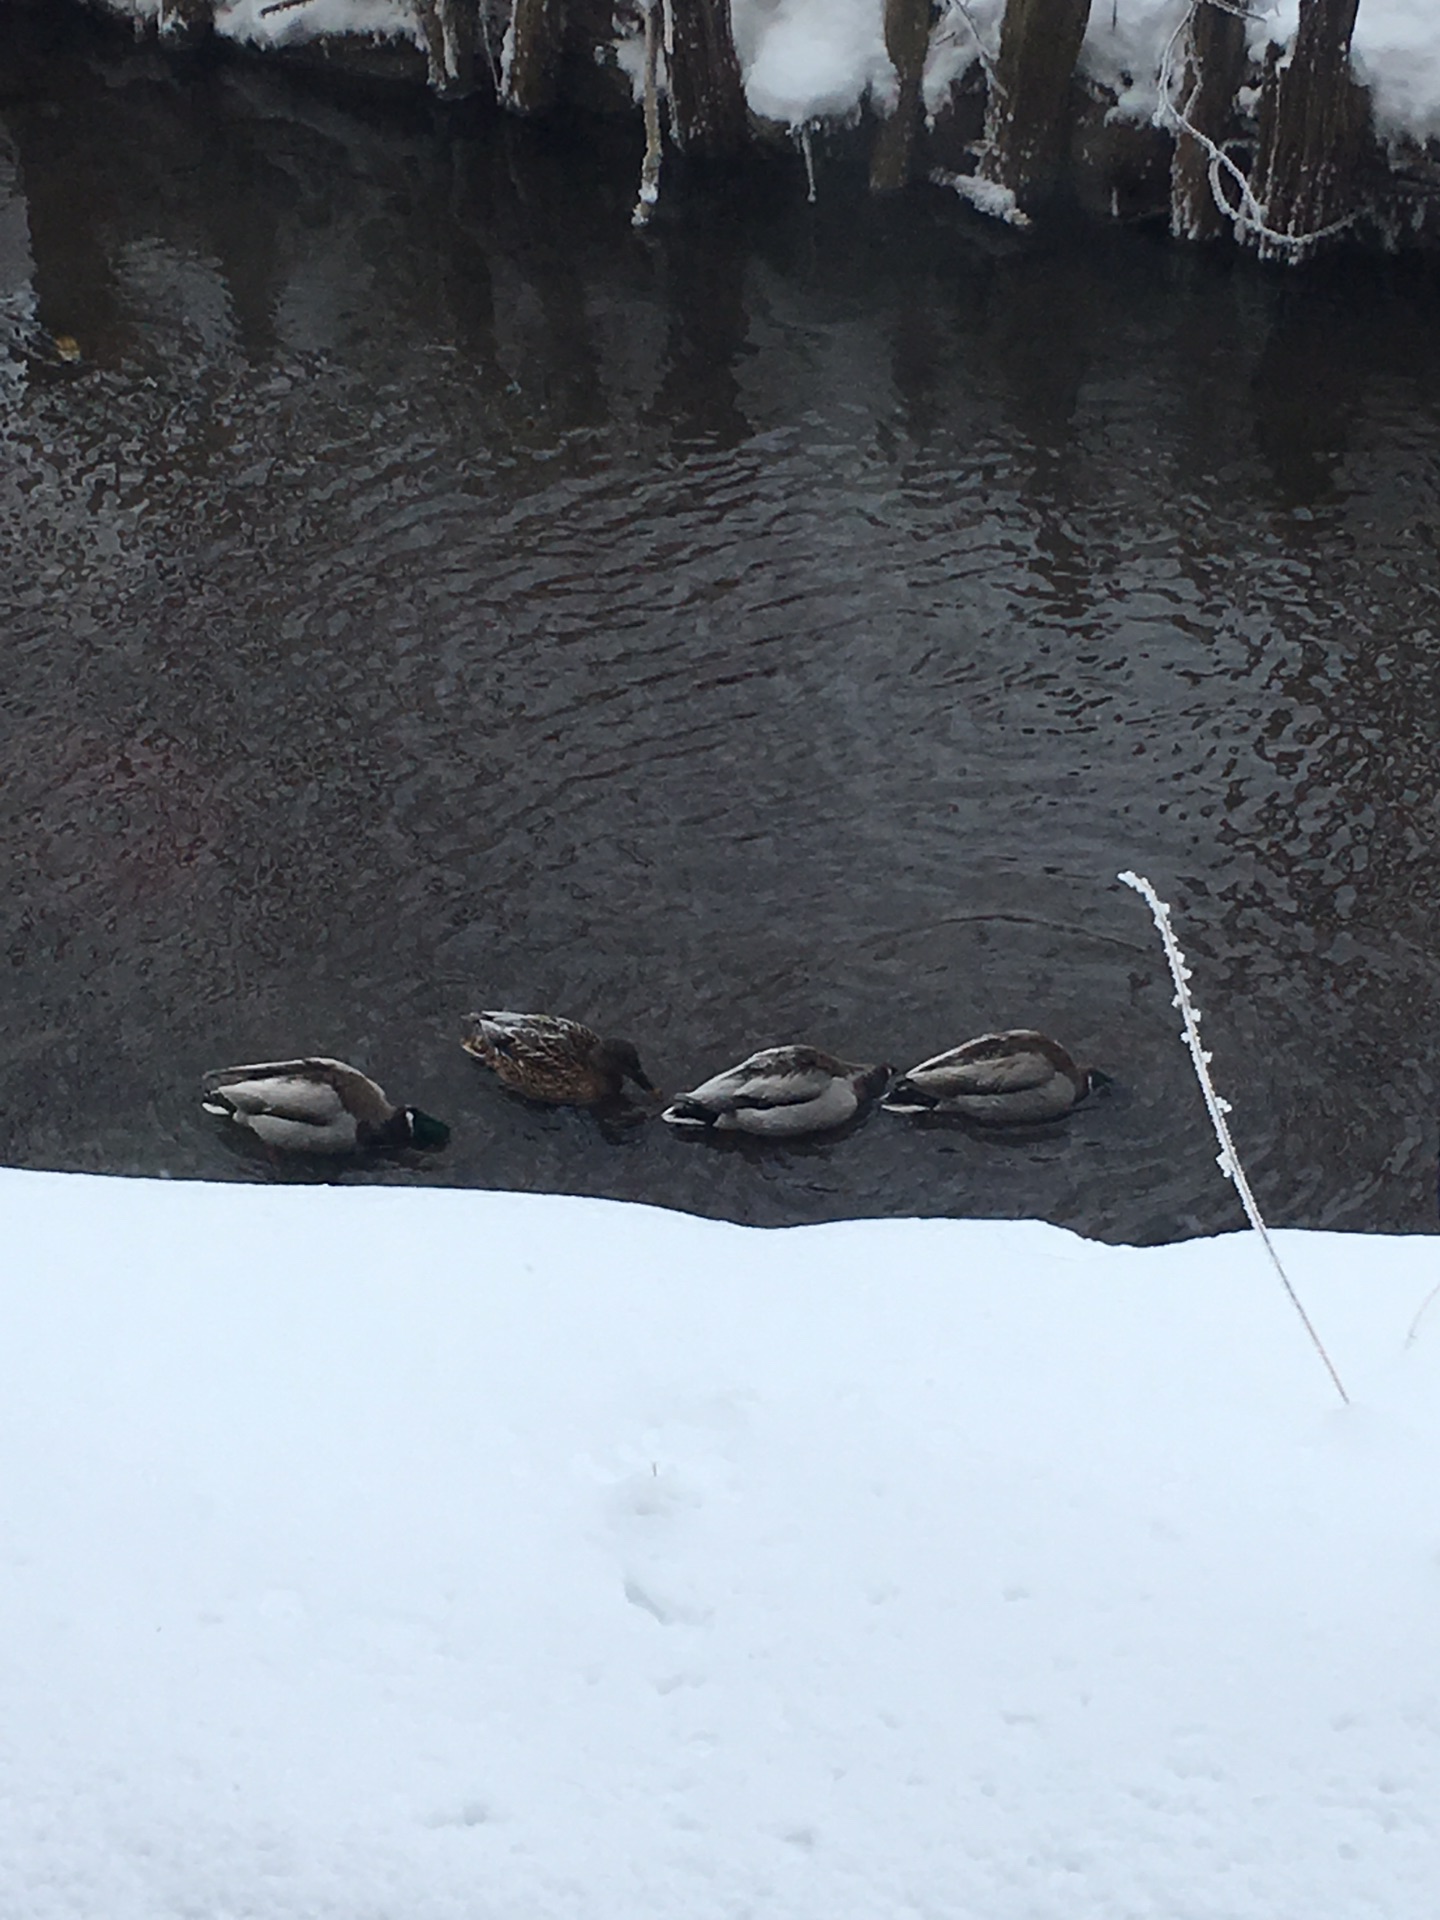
[798,123,817,205]
[631,0,663,229]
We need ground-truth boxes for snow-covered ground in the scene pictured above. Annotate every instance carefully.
[98,0,1440,147]
[5,1163,1440,1918]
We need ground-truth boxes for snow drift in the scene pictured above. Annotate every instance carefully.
[4,1165,1440,1918]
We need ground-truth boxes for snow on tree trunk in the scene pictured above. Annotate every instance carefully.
[870,0,933,193]
[1169,1,1248,243]
[1246,0,1367,261]
[977,0,1092,211]
[414,0,478,99]
[157,0,213,40]
[668,0,748,160]
[507,0,564,116]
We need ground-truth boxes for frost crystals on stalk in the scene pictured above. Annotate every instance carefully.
[1119,869,1348,1406]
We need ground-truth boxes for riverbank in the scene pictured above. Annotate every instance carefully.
[5,1164,1439,1915]
[66,0,1440,258]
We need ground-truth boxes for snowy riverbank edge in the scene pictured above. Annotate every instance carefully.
[67,0,1440,259]
[84,0,1440,151]
[5,1163,1440,1917]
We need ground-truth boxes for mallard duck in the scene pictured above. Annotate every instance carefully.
[662,1045,892,1138]
[201,1058,451,1154]
[460,1011,658,1106]
[881,1030,1101,1124]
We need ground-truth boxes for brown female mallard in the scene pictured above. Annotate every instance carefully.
[460,1011,658,1106]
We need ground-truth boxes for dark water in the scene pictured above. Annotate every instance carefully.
[3,9,1440,1240]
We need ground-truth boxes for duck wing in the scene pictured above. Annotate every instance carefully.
[202,1058,392,1125]
[684,1046,850,1113]
[462,1012,599,1057]
[905,1032,1070,1098]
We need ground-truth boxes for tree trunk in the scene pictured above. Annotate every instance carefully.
[977,0,1092,211]
[507,0,564,116]
[414,0,478,99]
[870,0,932,193]
[1247,0,1366,260]
[1169,0,1248,242]
[559,0,635,114]
[668,0,748,160]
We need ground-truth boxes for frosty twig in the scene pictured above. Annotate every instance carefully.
[631,0,664,228]
[935,0,1004,100]
[1155,0,1356,258]
[1119,870,1349,1405]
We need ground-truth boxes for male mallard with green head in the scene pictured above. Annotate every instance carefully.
[460,1011,658,1107]
[882,1030,1103,1124]
[662,1045,892,1138]
[201,1058,451,1155]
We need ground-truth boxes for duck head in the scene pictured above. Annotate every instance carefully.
[596,1037,659,1097]
[402,1107,452,1148]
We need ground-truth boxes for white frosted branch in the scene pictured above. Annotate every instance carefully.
[1156,0,1356,259]
[796,123,818,205]
[1119,870,1348,1405]
[934,0,1004,101]
[631,0,664,228]
[930,167,1031,227]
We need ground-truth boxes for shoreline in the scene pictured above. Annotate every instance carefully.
[59,0,1440,261]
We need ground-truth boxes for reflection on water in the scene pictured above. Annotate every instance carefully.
[3,9,1440,1242]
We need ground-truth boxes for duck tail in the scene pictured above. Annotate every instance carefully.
[880,1077,938,1114]
[859,1062,896,1103]
[661,1098,716,1129]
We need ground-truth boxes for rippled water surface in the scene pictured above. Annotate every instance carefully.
[4,10,1440,1239]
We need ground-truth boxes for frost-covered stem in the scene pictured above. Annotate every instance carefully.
[1155,0,1360,258]
[1118,870,1349,1406]
[1405,1281,1440,1348]
[930,166,1031,227]
[632,0,664,228]
[940,0,1003,100]
[797,123,817,204]
[1167,0,1247,242]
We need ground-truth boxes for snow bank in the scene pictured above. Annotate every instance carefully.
[1084,0,1440,143]
[5,1164,1440,1918]
[211,0,421,52]
[1271,0,1440,143]
[103,0,421,50]
[736,0,893,127]
[88,0,1440,147]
